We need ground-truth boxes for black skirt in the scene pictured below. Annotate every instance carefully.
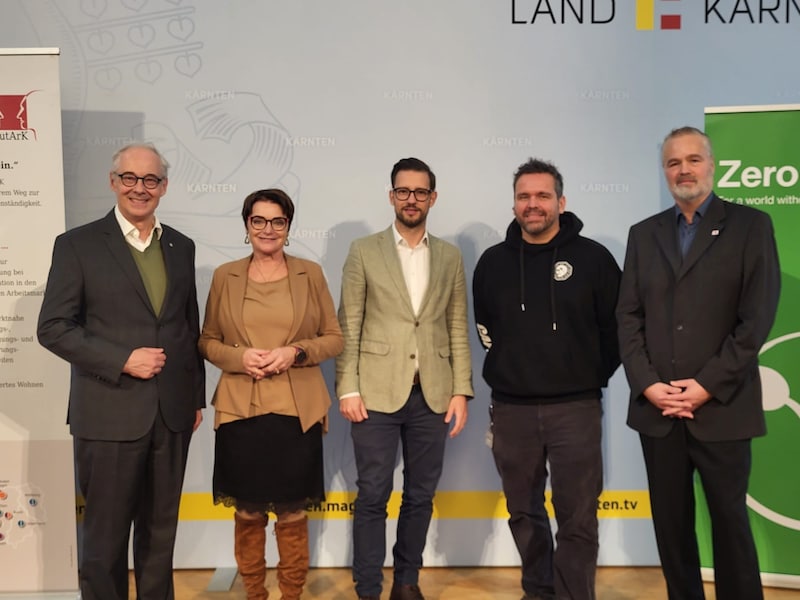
[213,413,324,513]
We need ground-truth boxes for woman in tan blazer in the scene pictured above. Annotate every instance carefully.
[199,189,343,600]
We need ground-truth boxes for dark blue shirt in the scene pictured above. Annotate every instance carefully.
[675,193,713,258]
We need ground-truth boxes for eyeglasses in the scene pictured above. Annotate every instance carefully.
[392,187,432,202]
[115,172,164,190]
[249,216,289,231]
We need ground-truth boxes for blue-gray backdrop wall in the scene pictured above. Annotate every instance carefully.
[3,0,798,569]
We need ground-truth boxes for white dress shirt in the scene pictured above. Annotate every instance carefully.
[393,224,430,373]
[114,205,162,252]
[392,224,430,314]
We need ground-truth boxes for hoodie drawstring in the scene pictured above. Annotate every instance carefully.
[519,242,559,332]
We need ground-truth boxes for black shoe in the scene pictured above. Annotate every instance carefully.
[521,592,556,600]
[389,583,425,600]
[358,596,380,600]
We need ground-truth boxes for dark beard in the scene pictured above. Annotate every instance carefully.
[397,211,425,229]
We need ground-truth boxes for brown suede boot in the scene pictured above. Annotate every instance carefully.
[274,515,310,600]
[234,512,270,600]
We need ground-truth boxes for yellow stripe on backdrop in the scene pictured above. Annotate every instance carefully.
[76,491,651,522]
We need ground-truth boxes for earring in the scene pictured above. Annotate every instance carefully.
[284,238,290,247]
[244,234,250,244]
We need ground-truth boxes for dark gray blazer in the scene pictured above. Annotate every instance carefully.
[38,209,205,441]
[617,194,780,442]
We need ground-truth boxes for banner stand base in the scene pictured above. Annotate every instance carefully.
[206,567,238,591]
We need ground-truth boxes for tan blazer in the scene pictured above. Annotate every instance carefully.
[336,226,473,414]
[199,255,343,432]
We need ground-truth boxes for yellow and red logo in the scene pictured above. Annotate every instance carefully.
[636,0,682,30]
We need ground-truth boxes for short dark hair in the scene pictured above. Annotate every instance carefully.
[241,189,295,227]
[662,126,714,161]
[391,157,436,191]
[513,158,564,198]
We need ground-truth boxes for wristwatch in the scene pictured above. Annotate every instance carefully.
[293,346,307,365]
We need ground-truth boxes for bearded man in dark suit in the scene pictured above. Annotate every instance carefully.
[617,127,780,600]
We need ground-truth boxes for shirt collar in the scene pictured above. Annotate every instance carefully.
[392,223,429,248]
[674,192,713,223]
[115,205,162,240]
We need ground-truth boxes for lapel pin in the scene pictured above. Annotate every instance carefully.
[169,242,174,247]
[711,229,720,236]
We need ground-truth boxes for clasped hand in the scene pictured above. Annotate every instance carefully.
[242,346,295,380]
[643,378,712,419]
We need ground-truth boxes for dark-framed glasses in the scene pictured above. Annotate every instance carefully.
[392,187,432,202]
[249,216,289,231]
[115,172,164,190]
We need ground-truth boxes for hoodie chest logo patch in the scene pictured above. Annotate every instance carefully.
[553,260,573,282]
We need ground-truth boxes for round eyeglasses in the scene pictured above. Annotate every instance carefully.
[115,172,164,190]
[249,216,289,231]
[392,187,432,202]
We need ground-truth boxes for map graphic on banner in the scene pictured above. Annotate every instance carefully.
[0,482,47,547]
[702,105,800,587]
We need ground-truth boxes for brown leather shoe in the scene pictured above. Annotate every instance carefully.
[389,583,425,600]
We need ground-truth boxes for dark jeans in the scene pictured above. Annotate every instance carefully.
[640,422,762,600]
[491,398,602,600]
[350,386,448,597]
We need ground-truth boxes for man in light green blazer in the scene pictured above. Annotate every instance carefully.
[336,157,473,600]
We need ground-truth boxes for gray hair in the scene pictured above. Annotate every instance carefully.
[662,126,714,162]
[111,143,170,177]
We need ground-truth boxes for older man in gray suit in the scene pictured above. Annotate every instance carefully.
[336,157,473,600]
[37,143,205,600]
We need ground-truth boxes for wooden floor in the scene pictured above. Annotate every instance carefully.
[154,567,800,599]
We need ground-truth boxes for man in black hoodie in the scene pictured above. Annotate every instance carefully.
[473,158,621,600]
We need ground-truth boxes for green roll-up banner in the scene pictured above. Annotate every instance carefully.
[700,105,800,589]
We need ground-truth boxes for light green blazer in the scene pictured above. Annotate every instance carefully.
[336,226,473,414]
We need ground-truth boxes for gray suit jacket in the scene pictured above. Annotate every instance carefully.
[617,194,780,441]
[38,210,205,440]
[336,226,473,413]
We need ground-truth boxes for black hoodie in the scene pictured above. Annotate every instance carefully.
[473,212,621,404]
